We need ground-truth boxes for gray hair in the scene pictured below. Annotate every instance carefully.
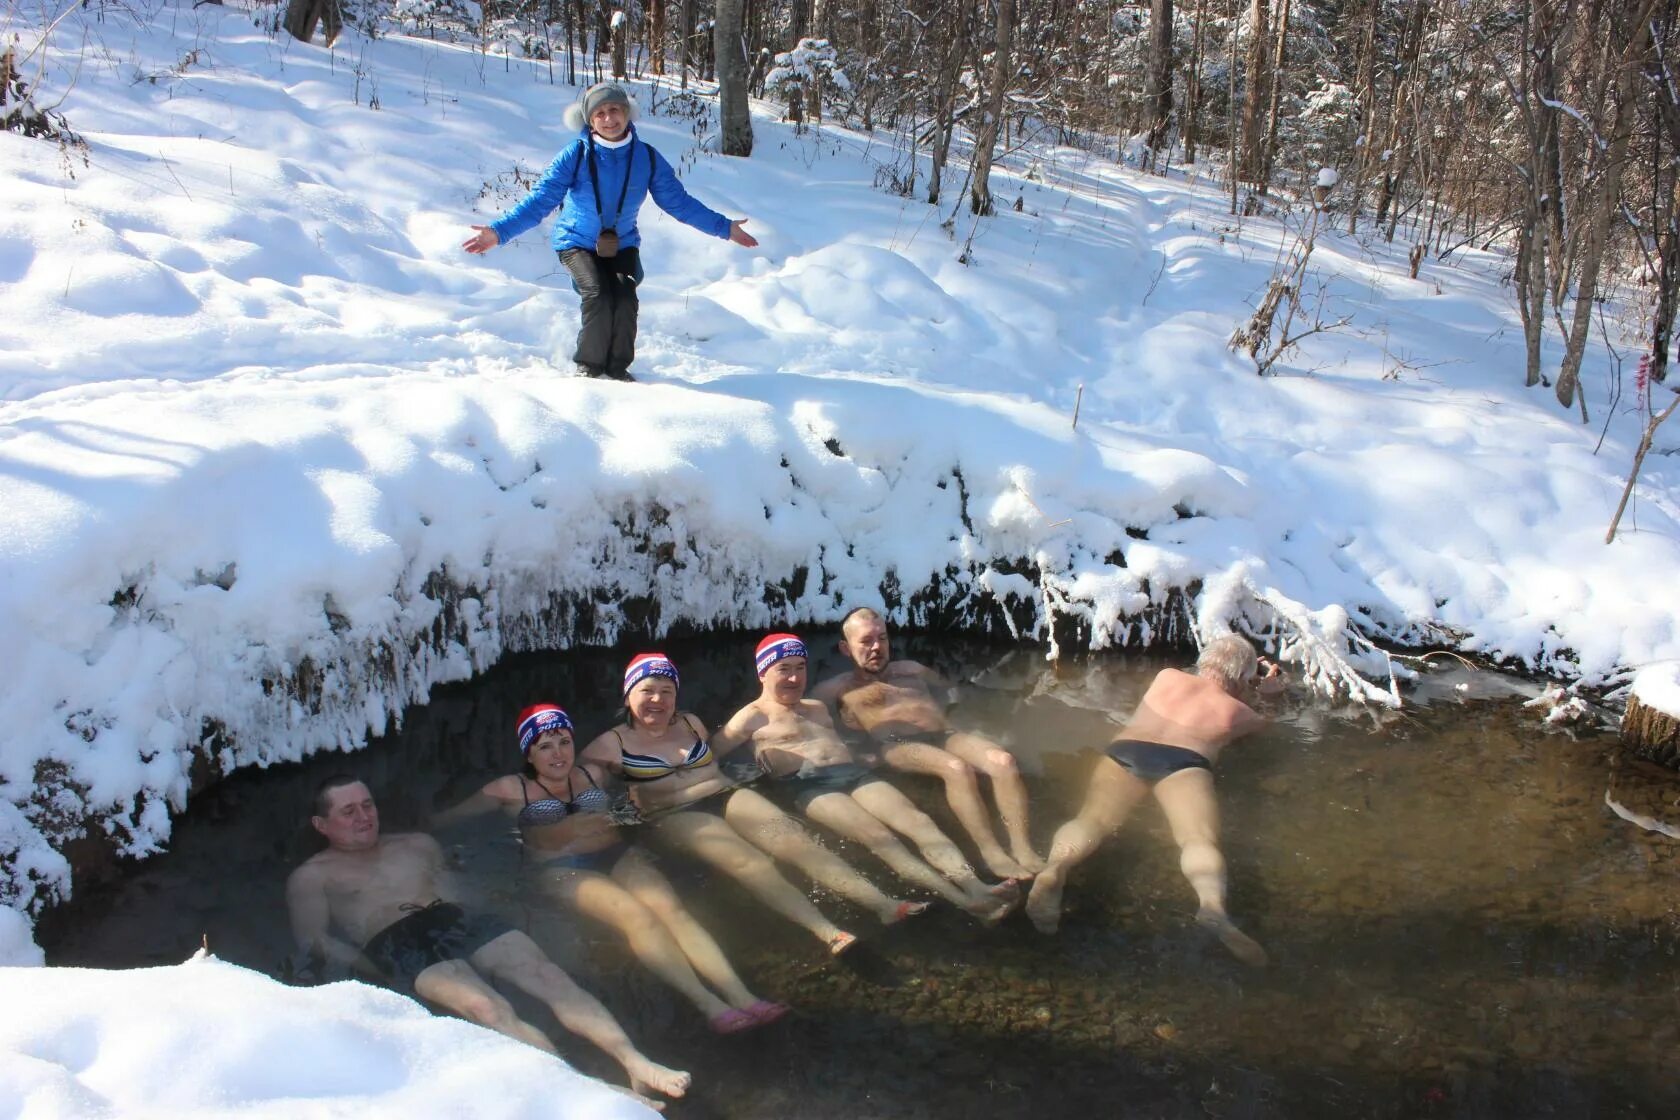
[1196,634,1257,690]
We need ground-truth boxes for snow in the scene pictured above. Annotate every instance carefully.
[0,906,44,967]
[0,952,658,1118]
[2,0,1677,942]
[1632,663,1680,720]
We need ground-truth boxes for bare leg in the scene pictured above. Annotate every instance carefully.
[946,732,1046,874]
[724,788,917,926]
[612,848,761,1009]
[1026,756,1149,934]
[534,863,733,1019]
[650,809,853,950]
[800,789,976,910]
[879,740,1030,880]
[412,957,561,1053]
[471,930,692,1102]
[849,781,996,893]
[1152,768,1267,966]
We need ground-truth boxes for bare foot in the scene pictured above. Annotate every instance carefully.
[981,850,1034,881]
[1196,908,1268,967]
[826,930,859,956]
[1010,845,1047,876]
[964,879,1022,924]
[1024,866,1066,934]
[626,1056,691,1103]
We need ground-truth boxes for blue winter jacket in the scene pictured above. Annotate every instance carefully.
[489,125,733,252]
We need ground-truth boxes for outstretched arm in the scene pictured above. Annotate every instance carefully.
[647,147,751,244]
[429,785,504,831]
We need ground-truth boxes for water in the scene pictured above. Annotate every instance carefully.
[39,634,1680,1118]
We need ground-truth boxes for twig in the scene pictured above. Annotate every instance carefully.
[1606,388,1680,543]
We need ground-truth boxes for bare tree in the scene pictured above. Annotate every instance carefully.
[1142,0,1174,172]
[716,0,754,155]
[969,0,1016,216]
[283,0,342,45]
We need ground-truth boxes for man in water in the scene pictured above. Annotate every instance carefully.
[811,608,1044,880]
[714,633,1022,922]
[1024,634,1283,966]
[286,775,691,1107]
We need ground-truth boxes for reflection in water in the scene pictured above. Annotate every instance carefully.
[38,635,1680,1118]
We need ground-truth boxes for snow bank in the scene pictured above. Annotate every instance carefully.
[0,953,656,1118]
[2,5,1677,921]
[0,906,44,967]
[1632,663,1680,720]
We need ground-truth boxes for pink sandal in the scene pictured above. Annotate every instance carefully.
[709,1008,759,1035]
[744,1000,790,1026]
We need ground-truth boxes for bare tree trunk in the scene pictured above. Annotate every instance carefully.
[969,0,1015,216]
[1258,0,1291,190]
[283,0,342,45]
[716,0,753,156]
[1556,13,1655,411]
[1516,215,1548,387]
[1143,0,1174,172]
[810,0,830,124]
[1345,0,1378,233]
[611,9,628,78]
[1642,5,1680,385]
[1184,0,1207,165]
[650,0,666,75]
[927,4,965,206]
[1227,0,1240,213]
[1239,0,1270,186]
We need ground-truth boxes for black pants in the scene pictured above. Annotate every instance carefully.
[560,247,642,376]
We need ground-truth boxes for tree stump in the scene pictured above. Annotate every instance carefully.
[1622,692,1680,769]
[284,0,343,47]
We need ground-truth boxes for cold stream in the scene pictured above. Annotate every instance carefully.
[39,633,1680,1118]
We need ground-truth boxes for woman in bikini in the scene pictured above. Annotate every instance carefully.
[438,702,789,1033]
[581,653,927,956]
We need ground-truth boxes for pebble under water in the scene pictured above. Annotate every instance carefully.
[40,634,1680,1119]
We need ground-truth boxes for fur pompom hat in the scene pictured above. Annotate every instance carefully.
[563,82,639,133]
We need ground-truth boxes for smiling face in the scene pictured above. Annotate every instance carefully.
[589,102,629,141]
[841,614,892,674]
[312,782,379,852]
[627,676,678,730]
[761,655,808,705]
[527,728,576,781]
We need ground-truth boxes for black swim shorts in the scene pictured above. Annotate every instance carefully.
[361,901,514,990]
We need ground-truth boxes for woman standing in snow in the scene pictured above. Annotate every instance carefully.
[436,702,790,1034]
[462,82,758,381]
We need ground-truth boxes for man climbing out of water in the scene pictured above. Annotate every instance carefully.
[713,632,1025,923]
[286,775,691,1108]
[1024,634,1284,966]
[462,81,758,381]
[811,607,1046,881]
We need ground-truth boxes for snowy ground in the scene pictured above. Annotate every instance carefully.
[3,0,1677,1001]
[0,951,658,1117]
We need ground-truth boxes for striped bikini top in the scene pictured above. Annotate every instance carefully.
[618,716,715,782]
[517,769,611,827]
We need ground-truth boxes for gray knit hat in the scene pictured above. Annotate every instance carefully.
[563,82,637,132]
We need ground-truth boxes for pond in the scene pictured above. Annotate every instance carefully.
[38,632,1680,1118]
